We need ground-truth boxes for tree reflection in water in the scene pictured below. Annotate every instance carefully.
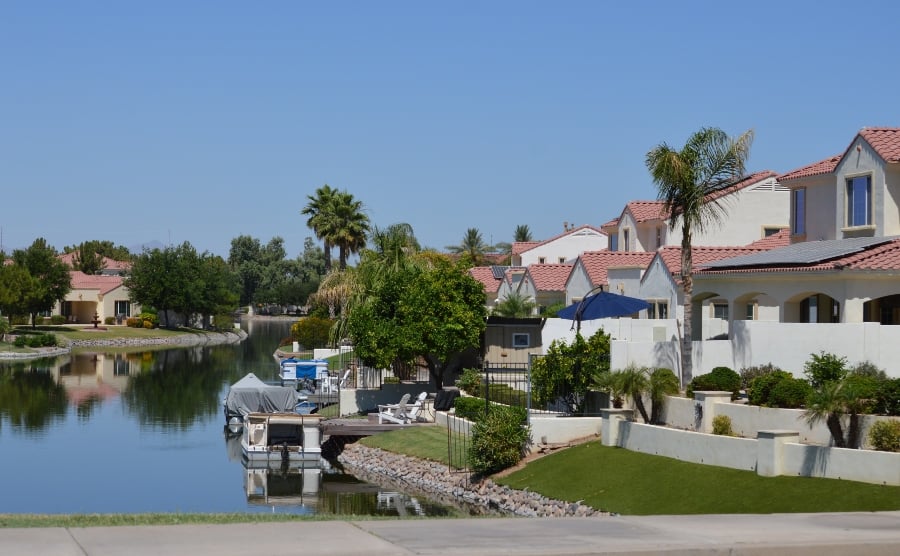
[0,365,67,433]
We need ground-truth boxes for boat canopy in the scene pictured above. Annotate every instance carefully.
[225,373,298,420]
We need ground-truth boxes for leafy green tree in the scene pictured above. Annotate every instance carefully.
[804,351,848,388]
[445,228,490,267]
[228,235,289,306]
[532,330,611,414]
[492,291,536,317]
[63,240,130,262]
[72,242,106,275]
[291,316,335,349]
[0,261,37,323]
[346,254,486,389]
[646,127,753,386]
[11,238,72,328]
[302,184,338,273]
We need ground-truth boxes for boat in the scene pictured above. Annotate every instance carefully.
[242,412,324,465]
[279,358,329,388]
[224,373,304,429]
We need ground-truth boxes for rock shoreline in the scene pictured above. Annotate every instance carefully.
[0,329,247,360]
[337,443,605,518]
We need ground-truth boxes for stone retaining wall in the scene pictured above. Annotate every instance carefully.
[337,443,605,518]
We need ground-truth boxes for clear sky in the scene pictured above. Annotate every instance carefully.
[2,1,899,259]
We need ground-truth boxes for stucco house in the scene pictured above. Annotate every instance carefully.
[516,263,573,315]
[565,251,655,305]
[510,224,608,267]
[468,266,506,311]
[604,171,789,253]
[54,271,138,324]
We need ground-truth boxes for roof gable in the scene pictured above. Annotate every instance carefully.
[514,225,606,256]
[577,251,654,287]
[522,263,573,292]
[468,266,502,294]
[857,127,900,163]
[778,155,841,181]
[69,271,125,295]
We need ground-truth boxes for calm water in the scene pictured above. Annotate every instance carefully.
[0,319,458,516]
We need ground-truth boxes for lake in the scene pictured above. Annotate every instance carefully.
[0,319,459,516]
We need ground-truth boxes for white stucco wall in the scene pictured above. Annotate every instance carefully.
[781,442,900,485]
[836,138,887,237]
[519,229,607,266]
[788,173,836,241]
[618,420,759,471]
[564,263,595,305]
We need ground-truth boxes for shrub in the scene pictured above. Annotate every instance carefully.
[138,312,159,329]
[739,363,782,390]
[50,315,67,325]
[291,316,334,349]
[769,377,813,408]
[873,378,900,416]
[849,361,887,380]
[126,317,142,328]
[13,336,26,347]
[142,320,154,329]
[868,420,900,452]
[748,370,794,407]
[468,405,530,475]
[688,366,741,399]
[456,368,483,397]
[711,415,734,436]
[104,316,116,325]
[803,351,847,388]
[212,313,235,331]
[484,383,527,408]
[11,315,29,326]
[453,396,486,422]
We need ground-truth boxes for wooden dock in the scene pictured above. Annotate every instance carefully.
[320,417,422,437]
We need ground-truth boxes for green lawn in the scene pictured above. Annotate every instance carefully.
[362,425,900,515]
[497,441,900,515]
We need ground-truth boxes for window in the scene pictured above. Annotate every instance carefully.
[609,234,618,252]
[792,188,806,235]
[648,300,668,319]
[655,226,663,249]
[623,229,631,252]
[558,257,566,264]
[538,257,546,264]
[512,333,530,348]
[745,301,756,320]
[846,175,872,227]
[115,300,131,317]
[763,227,781,237]
[712,302,729,320]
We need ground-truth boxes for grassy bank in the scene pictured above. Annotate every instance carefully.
[363,425,900,515]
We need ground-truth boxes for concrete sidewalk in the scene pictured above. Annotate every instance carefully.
[2,512,899,556]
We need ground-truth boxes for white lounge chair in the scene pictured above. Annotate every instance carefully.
[378,392,427,424]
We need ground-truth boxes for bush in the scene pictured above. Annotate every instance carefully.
[50,315,67,325]
[868,420,900,452]
[711,415,734,436]
[747,370,794,407]
[739,363,782,390]
[849,361,887,380]
[291,316,334,349]
[803,351,847,388]
[468,405,530,475]
[453,396,487,422]
[769,377,813,409]
[13,336,26,347]
[688,366,741,399]
[139,312,159,329]
[212,312,235,331]
[126,317,142,328]
[104,316,116,325]
[873,378,900,416]
[11,315,29,326]
[456,368,483,397]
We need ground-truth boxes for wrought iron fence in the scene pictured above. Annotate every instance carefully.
[526,353,610,417]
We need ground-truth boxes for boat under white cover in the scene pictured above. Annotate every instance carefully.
[241,412,324,464]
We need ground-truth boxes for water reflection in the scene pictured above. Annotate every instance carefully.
[0,319,463,516]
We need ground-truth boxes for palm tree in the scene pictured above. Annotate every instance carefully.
[301,184,338,273]
[446,228,490,266]
[616,365,651,423]
[369,223,420,272]
[646,127,753,387]
[326,191,370,271]
[514,224,533,242]
[492,291,537,318]
[648,367,680,424]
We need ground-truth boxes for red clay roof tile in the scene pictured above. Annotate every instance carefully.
[69,271,125,295]
[858,127,900,163]
[468,267,501,294]
[577,251,655,287]
[524,263,573,292]
[778,155,841,181]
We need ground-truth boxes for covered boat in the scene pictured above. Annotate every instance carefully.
[242,412,323,464]
[224,373,300,427]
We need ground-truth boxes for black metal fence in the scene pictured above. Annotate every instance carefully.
[521,353,610,417]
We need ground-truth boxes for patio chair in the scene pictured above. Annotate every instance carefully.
[378,392,427,424]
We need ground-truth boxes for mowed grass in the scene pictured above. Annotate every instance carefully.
[496,441,900,515]
[360,424,468,469]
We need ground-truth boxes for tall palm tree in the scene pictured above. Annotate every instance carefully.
[301,184,337,273]
[369,223,420,272]
[446,228,490,266]
[646,127,753,387]
[326,191,370,271]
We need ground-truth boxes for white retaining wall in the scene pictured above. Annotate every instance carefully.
[618,420,759,472]
[782,442,900,485]
[529,416,602,446]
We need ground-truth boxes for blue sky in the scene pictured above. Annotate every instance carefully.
[2,1,898,259]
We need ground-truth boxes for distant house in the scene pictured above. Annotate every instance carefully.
[468,266,506,311]
[58,252,131,276]
[565,251,655,305]
[604,171,788,252]
[516,263,573,315]
[54,271,138,324]
[510,224,608,267]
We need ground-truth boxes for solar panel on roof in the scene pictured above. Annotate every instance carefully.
[702,237,897,268]
[490,266,509,279]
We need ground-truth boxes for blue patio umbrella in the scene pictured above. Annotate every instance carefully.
[557,289,651,332]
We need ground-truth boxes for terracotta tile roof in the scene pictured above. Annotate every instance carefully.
[69,271,125,295]
[744,229,791,250]
[696,238,900,275]
[858,127,900,163]
[577,251,655,287]
[625,201,667,223]
[599,218,619,229]
[468,266,502,294]
[704,170,779,203]
[778,155,841,181]
[511,241,541,255]
[523,264,573,292]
